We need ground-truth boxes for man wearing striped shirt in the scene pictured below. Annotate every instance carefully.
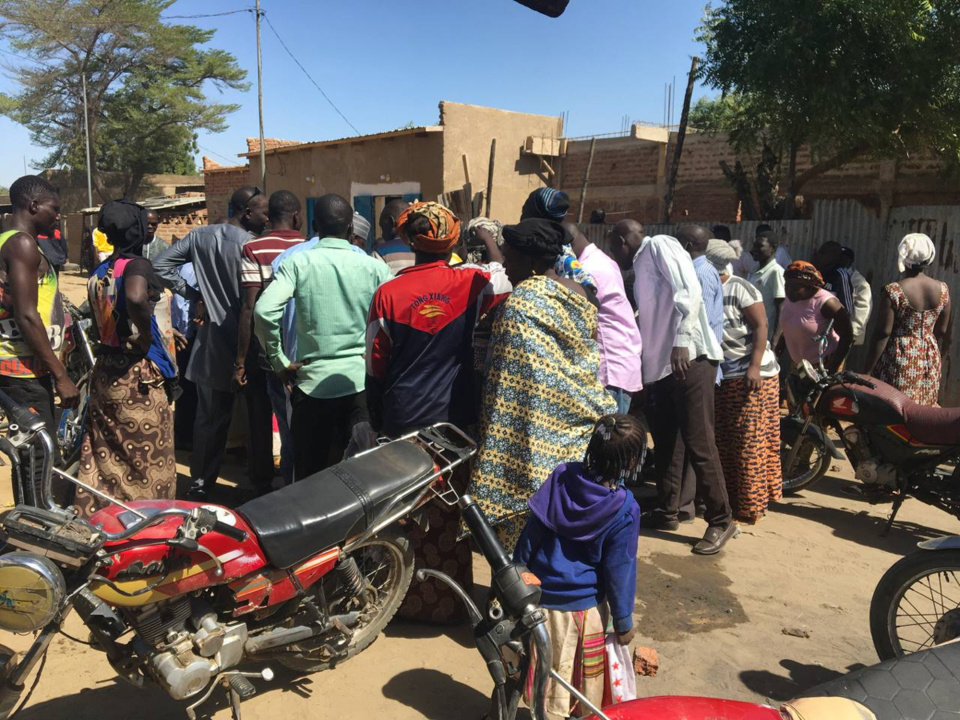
[235,190,306,487]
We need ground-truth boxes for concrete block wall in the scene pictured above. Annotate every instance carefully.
[203,165,251,221]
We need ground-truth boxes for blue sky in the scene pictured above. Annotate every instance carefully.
[0,0,713,188]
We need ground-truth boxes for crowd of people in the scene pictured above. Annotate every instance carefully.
[0,173,952,716]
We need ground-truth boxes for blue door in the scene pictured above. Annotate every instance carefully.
[305,197,319,239]
[353,195,375,252]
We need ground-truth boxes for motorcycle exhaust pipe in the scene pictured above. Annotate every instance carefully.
[245,612,359,655]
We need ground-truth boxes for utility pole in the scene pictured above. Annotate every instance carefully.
[81,71,94,208]
[255,0,266,190]
[663,57,699,223]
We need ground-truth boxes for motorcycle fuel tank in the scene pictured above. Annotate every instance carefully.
[88,500,267,608]
[587,696,784,719]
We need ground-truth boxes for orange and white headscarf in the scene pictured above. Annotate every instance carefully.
[784,260,824,288]
[396,202,461,254]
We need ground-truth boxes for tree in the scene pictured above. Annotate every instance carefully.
[697,0,960,219]
[0,0,248,200]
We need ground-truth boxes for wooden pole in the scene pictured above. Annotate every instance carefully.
[578,137,597,224]
[485,139,497,218]
[663,56,699,224]
[255,0,266,190]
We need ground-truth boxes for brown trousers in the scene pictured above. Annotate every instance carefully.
[649,357,732,529]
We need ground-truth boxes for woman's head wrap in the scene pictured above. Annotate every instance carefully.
[395,201,461,254]
[98,200,148,259]
[521,188,570,222]
[785,260,825,288]
[898,233,936,273]
[706,239,738,275]
[466,216,504,246]
[502,219,566,261]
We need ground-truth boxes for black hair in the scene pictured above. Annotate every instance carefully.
[229,186,261,214]
[757,229,779,250]
[840,245,855,266]
[315,193,353,237]
[405,213,433,240]
[268,190,301,222]
[712,224,732,241]
[10,175,57,210]
[583,414,647,486]
[756,223,773,236]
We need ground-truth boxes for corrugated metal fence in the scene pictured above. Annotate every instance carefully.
[581,200,960,405]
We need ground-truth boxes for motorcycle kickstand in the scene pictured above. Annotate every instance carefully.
[882,494,906,537]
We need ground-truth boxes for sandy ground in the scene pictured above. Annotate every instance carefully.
[0,270,955,719]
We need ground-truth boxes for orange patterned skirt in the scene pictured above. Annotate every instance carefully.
[715,375,782,523]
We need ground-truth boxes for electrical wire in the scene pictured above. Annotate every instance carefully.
[261,12,361,136]
[197,143,239,165]
[162,9,255,20]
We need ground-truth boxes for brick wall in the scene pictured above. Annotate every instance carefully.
[203,165,251,221]
[562,130,960,224]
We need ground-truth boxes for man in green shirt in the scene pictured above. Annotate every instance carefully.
[254,194,390,479]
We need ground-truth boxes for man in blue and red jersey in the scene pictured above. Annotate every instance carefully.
[365,202,510,438]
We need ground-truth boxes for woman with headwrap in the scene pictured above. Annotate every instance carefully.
[775,260,853,372]
[466,218,617,552]
[865,233,951,406]
[74,200,178,517]
[706,240,782,523]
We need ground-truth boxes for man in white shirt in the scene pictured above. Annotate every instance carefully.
[610,220,736,556]
[841,246,873,345]
[734,225,792,278]
[748,233,787,342]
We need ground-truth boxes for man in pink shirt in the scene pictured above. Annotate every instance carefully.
[564,223,642,412]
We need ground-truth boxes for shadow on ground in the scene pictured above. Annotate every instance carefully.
[739,659,868,701]
[771,475,946,555]
[385,619,476,650]
[381,668,491,718]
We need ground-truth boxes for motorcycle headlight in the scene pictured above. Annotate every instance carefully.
[0,552,66,634]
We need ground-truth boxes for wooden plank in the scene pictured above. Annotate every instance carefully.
[485,138,497,218]
[577,137,597,224]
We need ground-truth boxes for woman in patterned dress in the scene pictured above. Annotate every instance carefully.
[74,201,178,517]
[467,219,617,552]
[866,234,951,407]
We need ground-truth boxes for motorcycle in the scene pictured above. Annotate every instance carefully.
[0,387,480,719]
[0,390,958,720]
[870,536,960,660]
[781,351,960,534]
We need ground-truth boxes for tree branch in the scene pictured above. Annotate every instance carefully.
[794,143,871,190]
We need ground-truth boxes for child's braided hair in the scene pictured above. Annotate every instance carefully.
[584,413,647,487]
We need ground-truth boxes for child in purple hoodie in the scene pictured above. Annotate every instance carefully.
[514,414,642,717]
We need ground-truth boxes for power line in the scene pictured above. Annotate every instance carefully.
[261,12,360,136]
[197,143,238,165]
[162,9,255,20]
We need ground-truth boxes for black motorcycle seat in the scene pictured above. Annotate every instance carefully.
[904,403,960,446]
[799,642,960,720]
[237,441,435,569]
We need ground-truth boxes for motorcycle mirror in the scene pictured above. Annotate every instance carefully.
[512,0,570,17]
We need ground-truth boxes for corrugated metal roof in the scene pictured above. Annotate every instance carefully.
[238,125,444,158]
[78,194,206,215]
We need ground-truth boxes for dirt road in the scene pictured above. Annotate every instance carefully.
[0,271,954,719]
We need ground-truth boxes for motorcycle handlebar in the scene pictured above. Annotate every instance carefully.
[212,520,248,543]
[0,389,46,432]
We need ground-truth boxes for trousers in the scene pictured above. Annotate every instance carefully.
[291,389,368,480]
[648,357,732,529]
[191,368,274,492]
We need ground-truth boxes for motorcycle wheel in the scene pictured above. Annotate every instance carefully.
[780,421,831,495]
[869,549,960,661]
[276,529,414,672]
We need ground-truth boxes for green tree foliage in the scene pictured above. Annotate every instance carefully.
[698,0,960,219]
[0,0,248,200]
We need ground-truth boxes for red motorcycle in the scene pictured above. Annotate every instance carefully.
[0,390,956,720]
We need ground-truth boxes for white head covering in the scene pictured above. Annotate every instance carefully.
[898,233,936,273]
[706,238,738,277]
[352,212,371,243]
